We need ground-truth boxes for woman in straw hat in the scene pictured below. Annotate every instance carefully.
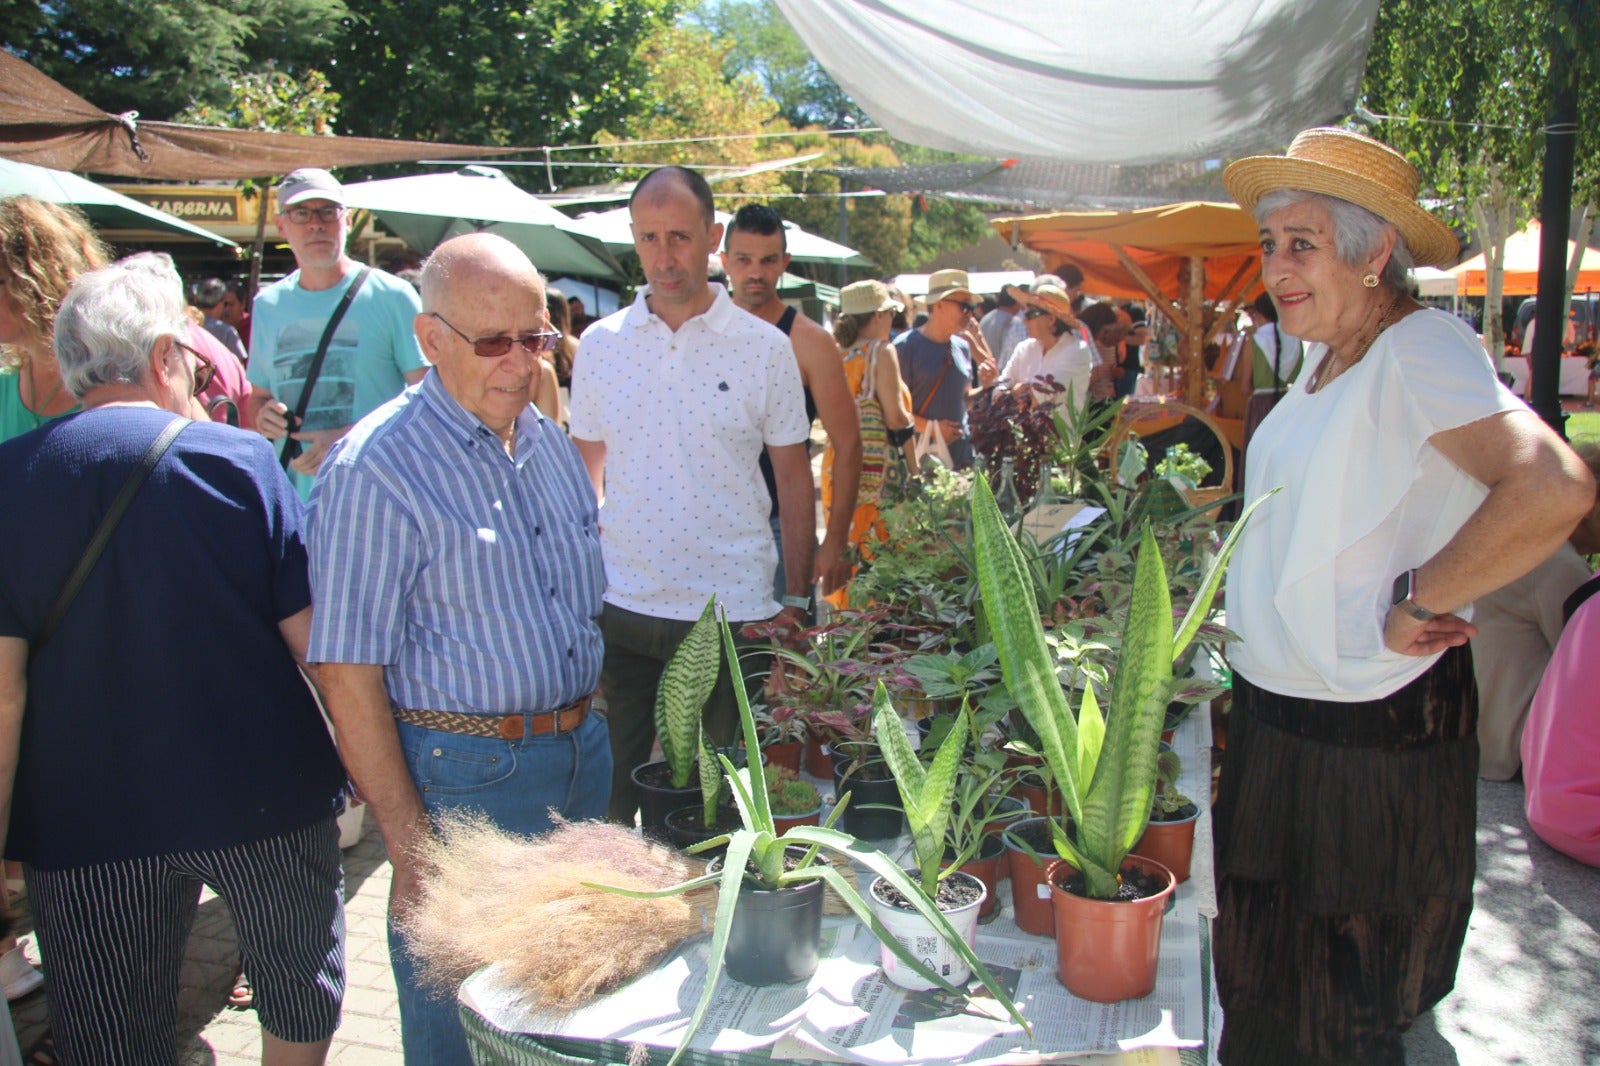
[996,281,1092,410]
[1213,127,1594,1064]
[822,280,916,581]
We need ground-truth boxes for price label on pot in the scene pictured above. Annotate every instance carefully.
[1037,883,1051,899]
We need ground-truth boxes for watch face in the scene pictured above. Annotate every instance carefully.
[1392,571,1410,607]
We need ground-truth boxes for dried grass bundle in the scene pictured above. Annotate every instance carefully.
[397,811,706,1010]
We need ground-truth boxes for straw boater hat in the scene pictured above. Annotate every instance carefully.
[924,268,978,306]
[839,279,904,317]
[1222,128,1458,268]
[1005,281,1076,325]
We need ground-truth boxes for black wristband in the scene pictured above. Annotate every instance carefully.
[887,425,915,446]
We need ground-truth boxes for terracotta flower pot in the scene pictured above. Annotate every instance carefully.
[763,741,804,774]
[1047,855,1176,1002]
[1132,802,1199,884]
[1002,816,1064,937]
[954,835,1007,920]
[771,806,822,835]
[803,729,834,778]
[1013,773,1064,818]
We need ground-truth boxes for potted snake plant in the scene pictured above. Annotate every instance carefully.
[972,473,1266,1001]
[588,600,1029,1066]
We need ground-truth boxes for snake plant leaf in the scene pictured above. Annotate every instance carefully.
[655,597,721,788]
[1172,489,1277,662]
[1076,682,1105,795]
[698,730,722,823]
[971,474,1084,825]
[873,683,969,895]
[1075,523,1173,898]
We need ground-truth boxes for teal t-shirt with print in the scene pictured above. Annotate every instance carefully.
[246,265,428,498]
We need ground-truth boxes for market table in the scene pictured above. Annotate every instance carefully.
[458,712,1222,1066]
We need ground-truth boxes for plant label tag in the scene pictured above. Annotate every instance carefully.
[1021,502,1087,540]
[1036,882,1052,899]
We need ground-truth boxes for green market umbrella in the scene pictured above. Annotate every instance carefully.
[0,157,235,245]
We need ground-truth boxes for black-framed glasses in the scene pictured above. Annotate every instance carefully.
[429,312,561,358]
[942,299,978,317]
[283,204,345,225]
[174,340,217,397]
[1023,308,1051,320]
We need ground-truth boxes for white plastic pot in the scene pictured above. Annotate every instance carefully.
[868,870,986,990]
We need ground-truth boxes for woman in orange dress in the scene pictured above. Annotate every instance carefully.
[821,281,917,571]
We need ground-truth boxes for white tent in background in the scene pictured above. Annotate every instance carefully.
[566,207,873,267]
[771,0,1381,164]
[1412,267,1458,299]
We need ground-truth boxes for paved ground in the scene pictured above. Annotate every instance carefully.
[5,777,1595,1064]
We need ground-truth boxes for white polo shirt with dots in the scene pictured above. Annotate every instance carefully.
[569,285,810,622]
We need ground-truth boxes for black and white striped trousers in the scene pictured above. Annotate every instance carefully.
[25,816,346,1064]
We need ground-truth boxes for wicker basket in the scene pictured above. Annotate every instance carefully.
[1108,400,1235,520]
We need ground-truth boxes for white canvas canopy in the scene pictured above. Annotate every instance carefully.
[772,0,1381,164]
[566,207,873,267]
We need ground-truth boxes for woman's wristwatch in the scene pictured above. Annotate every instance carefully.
[1390,569,1437,622]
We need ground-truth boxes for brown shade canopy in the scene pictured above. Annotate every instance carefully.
[0,51,523,181]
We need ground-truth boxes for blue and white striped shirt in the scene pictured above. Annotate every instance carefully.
[306,371,604,714]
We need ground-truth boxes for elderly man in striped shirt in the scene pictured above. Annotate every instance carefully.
[306,233,610,1066]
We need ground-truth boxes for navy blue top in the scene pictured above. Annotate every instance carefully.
[0,407,344,868]
[896,328,975,468]
[759,306,817,519]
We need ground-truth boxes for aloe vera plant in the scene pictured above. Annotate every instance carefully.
[588,599,1029,1066]
[971,473,1268,899]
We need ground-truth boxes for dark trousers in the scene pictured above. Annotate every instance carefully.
[599,602,770,823]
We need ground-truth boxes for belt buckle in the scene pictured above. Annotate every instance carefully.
[497,715,523,741]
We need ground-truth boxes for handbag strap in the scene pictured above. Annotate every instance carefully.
[915,352,953,418]
[282,265,371,469]
[33,416,190,658]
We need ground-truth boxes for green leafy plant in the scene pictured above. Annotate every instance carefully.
[587,600,1028,1065]
[654,598,725,823]
[765,766,821,815]
[971,473,1270,899]
[1152,442,1213,489]
[872,686,970,896]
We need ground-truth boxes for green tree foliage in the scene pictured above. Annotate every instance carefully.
[179,68,341,134]
[1362,0,1600,350]
[690,0,869,128]
[325,0,682,153]
[5,0,346,119]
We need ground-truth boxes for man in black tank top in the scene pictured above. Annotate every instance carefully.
[723,205,861,607]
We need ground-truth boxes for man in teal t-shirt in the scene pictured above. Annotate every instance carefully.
[247,168,428,498]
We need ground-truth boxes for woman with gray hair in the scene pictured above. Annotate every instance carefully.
[0,262,347,1064]
[1213,128,1594,1064]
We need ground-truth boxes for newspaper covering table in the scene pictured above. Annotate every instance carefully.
[460,704,1220,1066]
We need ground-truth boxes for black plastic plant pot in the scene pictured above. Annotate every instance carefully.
[630,760,699,842]
[663,804,735,856]
[711,849,825,986]
[832,760,905,840]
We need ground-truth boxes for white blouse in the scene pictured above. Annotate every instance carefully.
[998,334,1092,409]
[1227,309,1525,701]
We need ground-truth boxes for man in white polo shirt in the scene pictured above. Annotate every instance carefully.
[569,166,814,823]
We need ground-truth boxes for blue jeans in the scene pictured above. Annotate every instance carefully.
[387,711,612,1065]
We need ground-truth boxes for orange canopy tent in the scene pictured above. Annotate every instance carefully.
[991,202,1264,406]
[1450,220,1600,296]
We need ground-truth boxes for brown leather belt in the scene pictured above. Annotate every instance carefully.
[393,694,591,740]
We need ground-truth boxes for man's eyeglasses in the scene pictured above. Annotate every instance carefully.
[283,204,345,225]
[174,340,217,397]
[430,312,561,358]
[941,299,979,317]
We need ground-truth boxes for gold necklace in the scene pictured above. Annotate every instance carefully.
[1308,295,1407,393]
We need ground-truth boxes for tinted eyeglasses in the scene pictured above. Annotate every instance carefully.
[941,298,979,317]
[283,204,345,225]
[173,340,217,397]
[1023,308,1051,320]
[430,312,561,358]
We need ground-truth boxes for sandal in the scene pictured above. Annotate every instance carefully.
[25,1030,57,1065]
[226,970,253,1010]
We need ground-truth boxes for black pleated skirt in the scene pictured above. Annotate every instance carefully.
[1213,644,1478,1066]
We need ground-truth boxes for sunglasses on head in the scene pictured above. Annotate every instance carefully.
[430,312,561,358]
[173,340,217,397]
